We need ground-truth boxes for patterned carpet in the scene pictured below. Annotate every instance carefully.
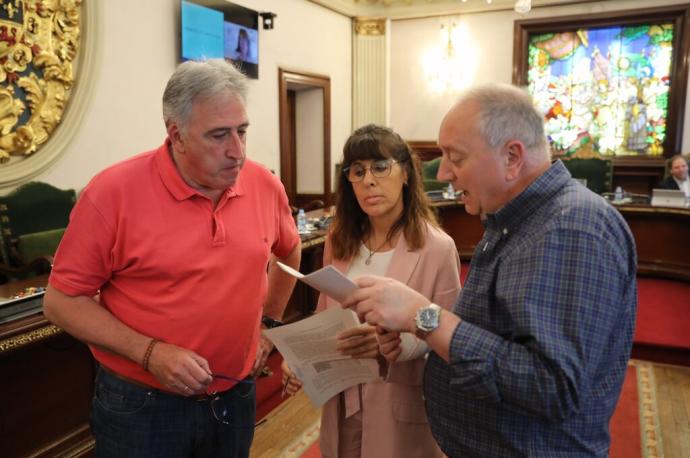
[289,360,661,458]
[634,360,663,458]
[280,419,320,458]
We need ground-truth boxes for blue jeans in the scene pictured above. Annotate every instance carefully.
[90,367,256,457]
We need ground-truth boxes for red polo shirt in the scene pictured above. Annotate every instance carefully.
[50,142,299,392]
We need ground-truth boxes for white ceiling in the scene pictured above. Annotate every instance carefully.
[308,0,599,19]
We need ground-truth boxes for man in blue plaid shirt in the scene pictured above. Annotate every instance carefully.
[345,84,637,457]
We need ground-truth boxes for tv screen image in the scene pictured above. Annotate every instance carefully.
[224,22,258,65]
[181,1,224,61]
[180,0,259,79]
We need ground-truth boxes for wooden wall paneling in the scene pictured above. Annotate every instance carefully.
[0,333,95,457]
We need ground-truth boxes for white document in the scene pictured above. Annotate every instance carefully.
[276,261,357,303]
[263,307,380,407]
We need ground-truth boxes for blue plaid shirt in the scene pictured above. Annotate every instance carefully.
[424,161,637,457]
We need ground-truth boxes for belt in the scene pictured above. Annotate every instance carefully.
[99,366,226,402]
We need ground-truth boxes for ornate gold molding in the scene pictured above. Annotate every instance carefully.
[301,235,326,250]
[0,0,100,189]
[0,323,62,353]
[354,17,386,36]
[0,0,82,163]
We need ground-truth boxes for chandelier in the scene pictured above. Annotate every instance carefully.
[423,19,477,92]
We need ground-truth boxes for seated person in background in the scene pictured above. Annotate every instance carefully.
[282,124,462,458]
[658,154,690,197]
[43,59,301,457]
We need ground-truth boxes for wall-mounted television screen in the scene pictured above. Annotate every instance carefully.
[180,0,259,79]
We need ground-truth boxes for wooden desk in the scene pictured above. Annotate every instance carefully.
[432,200,483,260]
[616,204,690,281]
[282,206,339,322]
[432,200,690,283]
[0,275,96,458]
[283,228,326,322]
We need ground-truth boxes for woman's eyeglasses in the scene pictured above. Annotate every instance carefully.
[343,159,402,183]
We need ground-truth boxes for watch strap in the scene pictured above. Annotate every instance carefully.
[261,316,283,329]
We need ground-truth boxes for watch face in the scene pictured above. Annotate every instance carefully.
[418,306,439,331]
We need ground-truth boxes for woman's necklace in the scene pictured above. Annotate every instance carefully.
[364,237,390,266]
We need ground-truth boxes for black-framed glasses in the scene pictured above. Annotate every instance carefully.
[208,373,255,427]
[342,159,403,183]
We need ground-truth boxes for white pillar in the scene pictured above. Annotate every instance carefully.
[352,17,389,129]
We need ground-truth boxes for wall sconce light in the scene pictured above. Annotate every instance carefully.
[259,12,276,30]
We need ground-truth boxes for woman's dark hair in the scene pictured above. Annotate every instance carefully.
[236,29,249,53]
[330,124,438,261]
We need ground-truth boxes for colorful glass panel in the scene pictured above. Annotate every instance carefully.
[527,24,674,157]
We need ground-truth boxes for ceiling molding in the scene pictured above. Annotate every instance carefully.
[308,0,600,19]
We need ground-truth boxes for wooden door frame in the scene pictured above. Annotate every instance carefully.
[278,68,332,207]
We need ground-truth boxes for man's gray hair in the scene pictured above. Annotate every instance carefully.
[459,83,549,161]
[162,59,248,129]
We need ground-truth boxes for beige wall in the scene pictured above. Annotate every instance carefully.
[390,0,690,149]
[18,0,690,192]
[33,0,352,192]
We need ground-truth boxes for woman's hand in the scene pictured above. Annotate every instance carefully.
[281,360,302,397]
[376,326,402,362]
[336,324,379,359]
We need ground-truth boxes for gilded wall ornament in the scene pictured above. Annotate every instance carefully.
[354,17,386,36]
[0,0,81,164]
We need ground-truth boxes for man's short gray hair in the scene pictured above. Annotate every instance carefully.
[459,83,549,161]
[162,59,248,130]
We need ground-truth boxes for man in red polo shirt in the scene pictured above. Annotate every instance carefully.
[43,59,302,457]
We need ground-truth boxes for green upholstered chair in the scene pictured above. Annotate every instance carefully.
[421,156,446,191]
[561,149,613,195]
[0,182,76,281]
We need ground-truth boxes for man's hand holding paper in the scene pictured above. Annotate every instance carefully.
[342,275,430,333]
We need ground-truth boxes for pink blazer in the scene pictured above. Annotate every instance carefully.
[317,222,462,458]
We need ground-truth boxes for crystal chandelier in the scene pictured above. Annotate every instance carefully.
[423,19,476,92]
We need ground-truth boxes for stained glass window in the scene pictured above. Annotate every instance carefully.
[527,24,674,157]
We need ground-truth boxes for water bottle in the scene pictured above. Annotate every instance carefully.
[297,208,307,233]
[445,182,455,200]
[614,186,623,203]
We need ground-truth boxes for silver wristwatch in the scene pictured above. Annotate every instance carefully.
[414,303,442,339]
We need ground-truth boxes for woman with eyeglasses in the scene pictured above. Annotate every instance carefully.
[281,124,461,458]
